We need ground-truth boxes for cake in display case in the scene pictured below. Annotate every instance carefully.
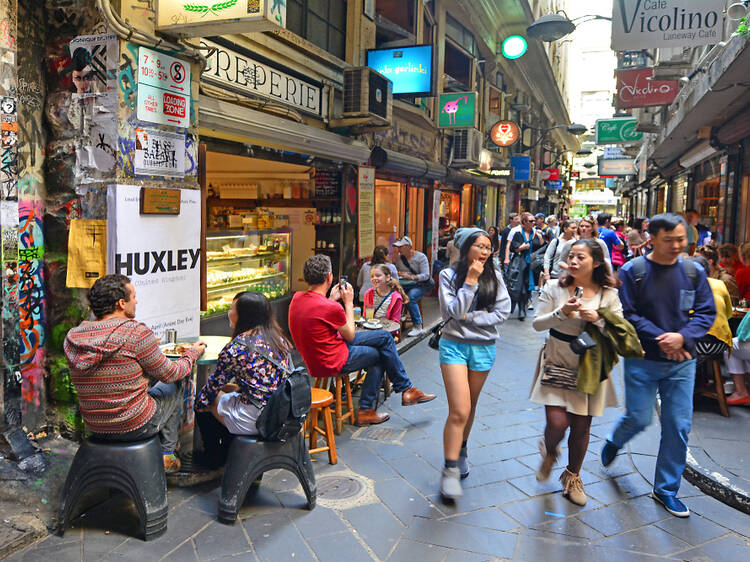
[203,229,290,318]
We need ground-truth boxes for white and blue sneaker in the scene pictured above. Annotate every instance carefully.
[652,492,690,517]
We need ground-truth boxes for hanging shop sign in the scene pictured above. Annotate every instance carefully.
[611,0,725,50]
[366,45,434,96]
[570,171,580,179]
[511,155,531,181]
[157,0,285,37]
[595,117,643,144]
[134,128,186,177]
[201,39,327,118]
[438,92,477,129]
[478,149,492,172]
[539,168,559,181]
[546,180,563,189]
[108,185,201,341]
[357,166,375,259]
[616,68,679,108]
[598,157,636,176]
[137,47,191,128]
[489,120,520,147]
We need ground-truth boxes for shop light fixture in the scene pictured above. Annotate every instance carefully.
[501,35,528,59]
[527,11,611,42]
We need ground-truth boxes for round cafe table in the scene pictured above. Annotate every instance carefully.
[356,318,401,333]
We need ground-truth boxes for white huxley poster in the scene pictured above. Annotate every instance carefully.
[107,184,201,340]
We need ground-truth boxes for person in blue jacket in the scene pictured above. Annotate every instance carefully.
[601,213,716,518]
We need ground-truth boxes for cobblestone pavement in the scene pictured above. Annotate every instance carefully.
[10,317,750,561]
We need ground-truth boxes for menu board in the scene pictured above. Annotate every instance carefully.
[315,169,341,197]
[358,166,375,259]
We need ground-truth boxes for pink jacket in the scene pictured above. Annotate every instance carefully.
[363,288,403,325]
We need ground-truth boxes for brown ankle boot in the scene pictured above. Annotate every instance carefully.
[536,439,559,482]
[560,468,586,506]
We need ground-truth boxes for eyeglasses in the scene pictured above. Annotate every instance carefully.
[472,244,492,252]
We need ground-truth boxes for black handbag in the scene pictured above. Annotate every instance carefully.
[428,321,444,350]
[570,332,597,355]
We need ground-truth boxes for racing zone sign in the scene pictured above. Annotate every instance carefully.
[137,47,191,128]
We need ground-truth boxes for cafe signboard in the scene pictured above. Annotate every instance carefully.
[598,157,636,176]
[616,68,679,109]
[489,120,520,147]
[157,0,286,37]
[595,117,643,145]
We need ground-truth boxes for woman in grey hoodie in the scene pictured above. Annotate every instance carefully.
[438,228,511,500]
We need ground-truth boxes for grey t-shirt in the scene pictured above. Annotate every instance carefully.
[395,251,430,282]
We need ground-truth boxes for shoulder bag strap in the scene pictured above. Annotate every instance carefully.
[372,290,395,316]
[237,334,293,375]
[400,254,418,275]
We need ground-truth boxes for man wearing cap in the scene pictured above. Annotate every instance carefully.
[535,213,552,243]
[393,236,432,336]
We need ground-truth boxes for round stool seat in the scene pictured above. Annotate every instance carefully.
[311,388,334,408]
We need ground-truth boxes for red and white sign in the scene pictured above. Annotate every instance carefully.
[616,68,679,109]
[539,168,559,181]
[137,46,191,128]
[490,120,520,147]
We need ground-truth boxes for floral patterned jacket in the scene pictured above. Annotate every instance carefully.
[195,332,291,409]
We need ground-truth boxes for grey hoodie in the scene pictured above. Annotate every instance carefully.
[439,268,511,345]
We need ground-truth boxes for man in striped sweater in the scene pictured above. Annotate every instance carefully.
[64,274,206,473]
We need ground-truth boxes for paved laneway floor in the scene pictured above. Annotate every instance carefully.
[11,317,750,561]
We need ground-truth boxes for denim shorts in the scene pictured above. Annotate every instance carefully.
[439,338,496,372]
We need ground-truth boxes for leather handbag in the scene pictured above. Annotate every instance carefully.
[570,332,597,355]
[428,321,444,350]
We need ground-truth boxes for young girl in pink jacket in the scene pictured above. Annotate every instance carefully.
[362,264,410,326]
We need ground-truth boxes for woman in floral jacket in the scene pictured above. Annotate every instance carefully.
[196,291,292,435]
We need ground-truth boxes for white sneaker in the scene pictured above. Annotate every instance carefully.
[407,327,423,337]
[440,467,463,500]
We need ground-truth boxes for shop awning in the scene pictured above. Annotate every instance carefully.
[447,169,492,187]
[369,146,447,181]
[199,97,371,165]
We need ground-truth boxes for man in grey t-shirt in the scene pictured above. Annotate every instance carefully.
[393,236,431,336]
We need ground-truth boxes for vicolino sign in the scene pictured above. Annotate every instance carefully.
[595,117,643,145]
[612,0,725,50]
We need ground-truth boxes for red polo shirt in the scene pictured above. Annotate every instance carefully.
[288,291,349,378]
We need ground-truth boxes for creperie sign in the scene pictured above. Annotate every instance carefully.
[616,67,679,108]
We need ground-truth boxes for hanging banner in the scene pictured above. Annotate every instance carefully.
[107,185,201,340]
[134,128,186,177]
[357,166,375,259]
[616,68,680,108]
[611,0,725,50]
[66,220,107,288]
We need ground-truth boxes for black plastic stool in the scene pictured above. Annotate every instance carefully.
[218,431,316,524]
[57,435,168,541]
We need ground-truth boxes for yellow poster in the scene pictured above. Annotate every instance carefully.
[66,219,107,288]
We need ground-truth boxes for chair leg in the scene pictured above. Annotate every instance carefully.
[334,377,343,434]
[309,407,320,449]
[713,359,730,417]
[343,376,354,424]
[321,406,337,465]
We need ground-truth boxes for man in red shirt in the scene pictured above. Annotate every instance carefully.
[289,255,435,425]
[65,274,206,473]
[735,242,750,301]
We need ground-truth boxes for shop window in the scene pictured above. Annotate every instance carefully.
[287,0,347,59]
[444,41,472,91]
[446,13,477,57]
[375,180,404,251]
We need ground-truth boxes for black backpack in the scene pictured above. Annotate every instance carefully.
[238,336,311,442]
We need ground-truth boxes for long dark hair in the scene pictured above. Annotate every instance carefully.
[488,226,499,253]
[231,291,290,356]
[452,232,499,311]
[559,239,620,289]
[371,245,389,264]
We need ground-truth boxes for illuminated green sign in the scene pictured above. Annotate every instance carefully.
[501,35,527,60]
[438,92,477,129]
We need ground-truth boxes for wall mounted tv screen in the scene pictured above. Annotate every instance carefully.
[366,45,434,97]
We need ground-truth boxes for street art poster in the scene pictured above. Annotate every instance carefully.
[134,128,186,177]
[107,184,201,341]
[68,33,119,178]
[66,219,107,289]
[1,96,17,198]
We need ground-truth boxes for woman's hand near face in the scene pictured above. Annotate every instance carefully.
[561,296,581,316]
[466,259,484,284]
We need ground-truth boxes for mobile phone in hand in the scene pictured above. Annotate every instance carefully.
[340,275,348,288]
[574,286,583,299]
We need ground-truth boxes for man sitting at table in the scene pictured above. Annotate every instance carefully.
[393,236,433,337]
[64,274,206,473]
[289,255,436,426]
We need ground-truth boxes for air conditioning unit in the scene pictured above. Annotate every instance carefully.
[451,128,482,167]
[343,67,392,125]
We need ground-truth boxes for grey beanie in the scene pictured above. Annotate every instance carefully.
[453,227,489,253]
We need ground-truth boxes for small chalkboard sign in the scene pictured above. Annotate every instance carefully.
[140,187,181,215]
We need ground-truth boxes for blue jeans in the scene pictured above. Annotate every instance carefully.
[406,284,429,326]
[340,330,412,410]
[609,357,696,496]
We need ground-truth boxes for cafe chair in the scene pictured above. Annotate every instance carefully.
[217,431,316,524]
[313,374,354,434]
[57,435,167,541]
[306,387,337,464]
[695,355,730,418]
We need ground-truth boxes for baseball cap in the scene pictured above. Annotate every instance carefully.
[392,236,413,247]
[534,213,545,219]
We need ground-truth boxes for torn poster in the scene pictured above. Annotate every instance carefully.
[134,128,185,177]
[66,219,107,288]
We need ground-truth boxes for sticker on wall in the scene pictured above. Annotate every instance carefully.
[134,128,186,177]
[0,97,17,198]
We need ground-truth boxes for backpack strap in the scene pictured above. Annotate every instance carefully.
[679,257,699,290]
[631,255,699,291]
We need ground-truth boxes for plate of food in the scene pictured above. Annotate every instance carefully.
[160,343,190,358]
[362,320,381,330]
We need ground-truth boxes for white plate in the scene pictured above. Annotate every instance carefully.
[362,321,381,330]
[160,343,187,358]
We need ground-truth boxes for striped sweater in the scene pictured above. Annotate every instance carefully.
[64,318,200,434]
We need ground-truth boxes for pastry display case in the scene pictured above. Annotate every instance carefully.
[203,229,291,319]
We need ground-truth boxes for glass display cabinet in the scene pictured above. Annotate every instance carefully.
[203,229,291,319]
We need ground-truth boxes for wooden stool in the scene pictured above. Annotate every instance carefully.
[307,388,337,464]
[695,356,729,417]
[313,374,354,434]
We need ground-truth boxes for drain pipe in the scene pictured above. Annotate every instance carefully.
[96,0,207,69]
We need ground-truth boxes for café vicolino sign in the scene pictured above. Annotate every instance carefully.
[157,0,286,37]
[612,0,725,50]
[616,68,679,109]
[201,39,328,119]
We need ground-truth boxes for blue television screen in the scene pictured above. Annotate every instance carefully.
[366,45,434,96]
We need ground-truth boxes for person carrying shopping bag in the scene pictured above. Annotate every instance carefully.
[531,238,642,506]
[437,228,511,500]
